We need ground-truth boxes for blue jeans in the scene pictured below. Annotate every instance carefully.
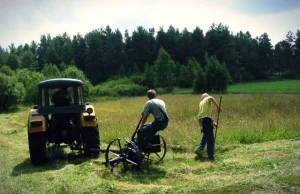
[137,120,168,150]
[198,117,215,157]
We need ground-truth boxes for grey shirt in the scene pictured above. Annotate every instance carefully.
[142,98,167,122]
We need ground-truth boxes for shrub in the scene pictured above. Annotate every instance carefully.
[0,73,26,111]
[0,65,14,76]
[113,84,147,96]
[101,77,132,87]
[242,71,254,82]
[130,75,145,85]
[15,69,46,104]
[92,85,118,96]
[92,78,147,97]
[282,70,296,79]
[42,64,61,78]
[61,65,93,97]
[233,72,243,83]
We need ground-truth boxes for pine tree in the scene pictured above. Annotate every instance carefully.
[21,51,38,71]
[72,34,87,71]
[294,30,300,76]
[193,65,205,93]
[37,35,48,70]
[0,46,9,66]
[131,26,151,72]
[190,27,205,64]
[274,40,293,76]
[205,23,239,80]
[132,63,140,75]
[6,54,21,70]
[178,65,192,88]
[204,53,230,92]
[143,63,155,89]
[187,57,201,83]
[154,48,175,91]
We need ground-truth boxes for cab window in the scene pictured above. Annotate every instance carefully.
[50,87,74,106]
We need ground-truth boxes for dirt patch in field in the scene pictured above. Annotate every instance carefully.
[255,151,291,159]
[0,136,11,147]
[116,182,170,190]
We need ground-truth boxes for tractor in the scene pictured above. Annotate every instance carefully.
[27,78,100,165]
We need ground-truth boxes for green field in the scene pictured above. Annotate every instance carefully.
[0,92,300,193]
[171,79,300,94]
[227,80,300,94]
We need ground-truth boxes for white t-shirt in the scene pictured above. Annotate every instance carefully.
[142,98,167,121]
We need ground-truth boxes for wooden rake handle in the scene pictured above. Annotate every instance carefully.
[214,96,223,140]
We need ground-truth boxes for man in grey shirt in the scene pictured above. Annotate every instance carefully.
[137,89,168,149]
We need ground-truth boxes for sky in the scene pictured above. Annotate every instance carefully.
[0,0,300,49]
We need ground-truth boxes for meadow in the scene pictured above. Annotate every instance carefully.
[172,79,300,95]
[0,82,300,193]
[227,80,300,94]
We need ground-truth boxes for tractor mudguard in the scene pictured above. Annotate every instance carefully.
[28,109,47,133]
[80,104,98,128]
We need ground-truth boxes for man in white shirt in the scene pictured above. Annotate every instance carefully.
[136,89,168,149]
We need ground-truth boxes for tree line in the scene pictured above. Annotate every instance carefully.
[0,23,300,85]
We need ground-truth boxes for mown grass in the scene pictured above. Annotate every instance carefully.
[0,94,300,193]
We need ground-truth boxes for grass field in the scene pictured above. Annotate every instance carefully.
[171,79,300,94]
[0,92,300,193]
[227,80,300,94]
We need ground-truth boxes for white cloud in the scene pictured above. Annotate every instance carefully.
[0,0,299,48]
[253,7,300,43]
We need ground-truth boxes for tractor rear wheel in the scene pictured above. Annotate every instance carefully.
[28,132,47,165]
[81,126,100,158]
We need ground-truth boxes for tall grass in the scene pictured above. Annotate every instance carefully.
[95,94,300,149]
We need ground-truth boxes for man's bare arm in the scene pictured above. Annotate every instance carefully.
[137,115,148,131]
[210,97,222,112]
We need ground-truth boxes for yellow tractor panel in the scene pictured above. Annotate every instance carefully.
[28,109,47,133]
[80,105,98,127]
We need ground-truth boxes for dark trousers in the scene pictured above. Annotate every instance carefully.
[198,117,215,157]
[137,120,168,150]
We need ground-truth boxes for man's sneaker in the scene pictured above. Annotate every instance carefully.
[195,149,203,156]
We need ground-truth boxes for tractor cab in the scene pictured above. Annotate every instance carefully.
[37,78,86,115]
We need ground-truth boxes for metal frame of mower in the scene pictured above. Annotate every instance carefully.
[104,117,167,174]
